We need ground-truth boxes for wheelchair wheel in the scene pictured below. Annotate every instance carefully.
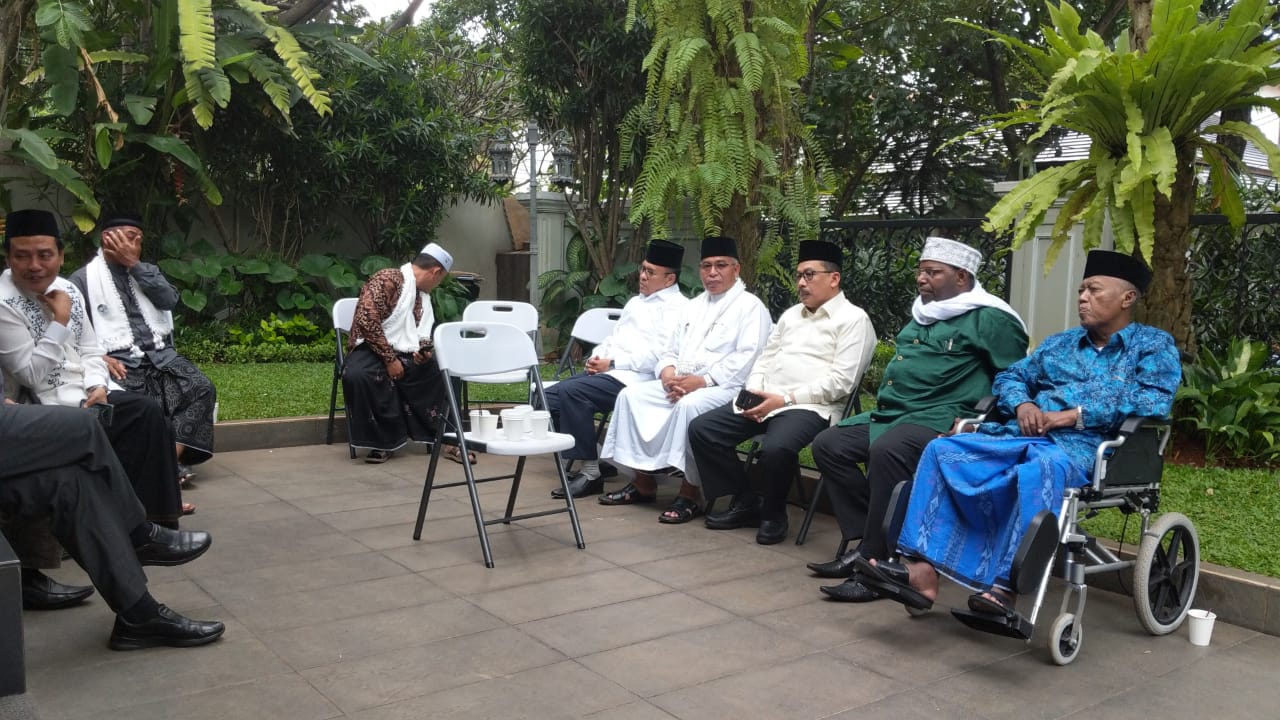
[1048,613,1082,665]
[1133,512,1200,635]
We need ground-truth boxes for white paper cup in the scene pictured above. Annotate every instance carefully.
[468,409,487,434]
[1187,609,1216,646]
[528,410,551,439]
[500,409,529,441]
[476,414,499,439]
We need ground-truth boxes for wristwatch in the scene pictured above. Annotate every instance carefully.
[784,393,795,407]
[1075,406,1085,430]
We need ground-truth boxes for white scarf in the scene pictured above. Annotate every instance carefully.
[84,253,173,357]
[675,277,747,374]
[381,263,433,353]
[911,280,1027,333]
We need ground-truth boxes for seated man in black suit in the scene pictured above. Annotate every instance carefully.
[0,380,224,650]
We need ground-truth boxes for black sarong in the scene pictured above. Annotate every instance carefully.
[103,390,184,524]
[341,344,445,452]
[117,355,216,465]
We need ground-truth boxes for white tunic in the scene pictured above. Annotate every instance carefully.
[592,284,689,386]
[0,272,113,406]
[602,279,772,485]
[746,292,878,423]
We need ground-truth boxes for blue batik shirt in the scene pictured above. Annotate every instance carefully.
[983,322,1182,475]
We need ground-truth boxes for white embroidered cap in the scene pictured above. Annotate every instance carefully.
[419,242,454,272]
[920,236,981,275]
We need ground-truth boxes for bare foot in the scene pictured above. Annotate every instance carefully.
[632,470,658,496]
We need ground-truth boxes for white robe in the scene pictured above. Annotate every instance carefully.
[592,284,689,386]
[601,279,772,485]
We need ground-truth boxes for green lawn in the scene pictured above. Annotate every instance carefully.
[202,361,1280,578]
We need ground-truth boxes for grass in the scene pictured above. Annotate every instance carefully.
[203,361,1280,578]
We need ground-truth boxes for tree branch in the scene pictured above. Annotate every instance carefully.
[386,0,428,32]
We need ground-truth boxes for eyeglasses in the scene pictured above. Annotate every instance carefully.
[639,266,674,277]
[699,261,735,272]
[796,269,837,282]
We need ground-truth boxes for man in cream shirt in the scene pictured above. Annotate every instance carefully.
[545,240,688,499]
[689,240,877,543]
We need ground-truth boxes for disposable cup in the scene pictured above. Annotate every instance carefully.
[468,409,487,434]
[1187,609,1216,646]
[528,410,551,439]
[476,414,499,439]
[500,409,529,441]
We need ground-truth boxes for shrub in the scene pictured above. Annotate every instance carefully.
[1176,338,1280,466]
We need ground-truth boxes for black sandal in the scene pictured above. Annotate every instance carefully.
[598,482,657,506]
[658,496,702,524]
[967,591,1018,620]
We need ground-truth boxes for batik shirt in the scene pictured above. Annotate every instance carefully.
[349,268,429,366]
[987,322,1182,474]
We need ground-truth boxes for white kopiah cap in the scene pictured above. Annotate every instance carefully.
[920,236,981,275]
[420,242,454,272]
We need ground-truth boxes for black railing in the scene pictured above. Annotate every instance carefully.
[1189,213,1280,355]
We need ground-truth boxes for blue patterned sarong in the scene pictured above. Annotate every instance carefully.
[897,433,1086,593]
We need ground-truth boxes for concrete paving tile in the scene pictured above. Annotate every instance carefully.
[287,487,424,515]
[196,551,414,603]
[177,475,280,508]
[584,524,746,567]
[259,597,505,669]
[752,594,922,650]
[923,649,1132,720]
[28,614,288,720]
[380,524,563,572]
[179,499,315,533]
[83,673,343,720]
[299,626,565,714]
[468,567,669,625]
[221,573,451,631]
[578,618,810,697]
[686,565,826,617]
[826,689,994,720]
[525,510,654,547]
[348,660,637,720]
[650,652,898,720]
[519,591,735,657]
[317,496,473,532]
[627,543,798,590]
[378,507,518,546]
[420,545,616,594]
[263,472,418,501]
[583,701,678,720]
[180,530,372,578]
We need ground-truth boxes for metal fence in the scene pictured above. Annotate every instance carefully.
[1188,213,1280,354]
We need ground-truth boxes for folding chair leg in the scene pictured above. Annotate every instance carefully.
[552,453,586,550]
[326,372,339,445]
[795,475,826,546]
[502,456,528,523]
[413,438,445,540]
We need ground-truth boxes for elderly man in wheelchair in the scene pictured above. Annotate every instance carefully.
[852,250,1188,664]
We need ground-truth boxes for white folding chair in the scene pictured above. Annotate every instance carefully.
[325,298,358,458]
[546,307,624,386]
[412,321,585,568]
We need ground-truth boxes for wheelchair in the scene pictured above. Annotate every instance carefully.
[878,397,1200,665]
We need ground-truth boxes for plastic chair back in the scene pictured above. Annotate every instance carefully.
[332,297,357,333]
[571,307,622,345]
[462,301,539,334]
[433,321,539,379]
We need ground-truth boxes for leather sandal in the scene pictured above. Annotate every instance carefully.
[967,591,1018,620]
[444,446,477,464]
[852,556,933,611]
[658,496,702,524]
[598,482,657,506]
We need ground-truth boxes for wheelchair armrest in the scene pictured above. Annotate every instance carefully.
[1117,415,1170,436]
[952,395,998,434]
[974,395,997,414]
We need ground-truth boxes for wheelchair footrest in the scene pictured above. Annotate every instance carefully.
[950,608,1034,640]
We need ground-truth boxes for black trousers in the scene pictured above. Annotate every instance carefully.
[690,403,829,521]
[0,403,149,612]
[543,372,625,460]
[810,422,940,559]
[342,345,445,452]
[104,390,183,524]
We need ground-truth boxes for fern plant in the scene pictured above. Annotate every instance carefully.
[954,0,1280,349]
[623,0,828,283]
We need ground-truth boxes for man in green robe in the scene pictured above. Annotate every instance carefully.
[807,237,1028,602]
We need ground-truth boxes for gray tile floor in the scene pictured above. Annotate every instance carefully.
[21,444,1280,720]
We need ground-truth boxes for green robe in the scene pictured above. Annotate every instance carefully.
[840,306,1029,441]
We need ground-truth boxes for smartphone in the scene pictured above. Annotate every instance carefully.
[90,402,115,428]
[735,389,765,411]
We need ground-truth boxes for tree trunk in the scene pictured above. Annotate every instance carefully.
[1128,0,1153,52]
[0,0,35,114]
[1136,143,1197,354]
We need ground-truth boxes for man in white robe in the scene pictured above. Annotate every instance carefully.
[545,240,689,499]
[599,236,772,521]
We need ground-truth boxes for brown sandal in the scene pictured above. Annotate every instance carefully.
[444,446,477,464]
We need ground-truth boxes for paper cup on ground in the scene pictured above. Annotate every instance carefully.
[476,413,499,439]
[528,410,551,439]
[1187,609,1216,646]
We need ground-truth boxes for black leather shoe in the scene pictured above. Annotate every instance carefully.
[551,473,605,499]
[756,519,788,545]
[134,524,212,567]
[819,578,884,603]
[806,550,863,579]
[704,500,761,530]
[109,605,225,651]
[21,569,95,610]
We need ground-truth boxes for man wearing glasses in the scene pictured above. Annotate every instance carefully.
[544,240,689,498]
[600,236,772,523]
[689,240,877,543]
[806,236,1028,602]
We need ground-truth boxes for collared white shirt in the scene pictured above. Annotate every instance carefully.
[746,291,877,422]
[592,284,689,386]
